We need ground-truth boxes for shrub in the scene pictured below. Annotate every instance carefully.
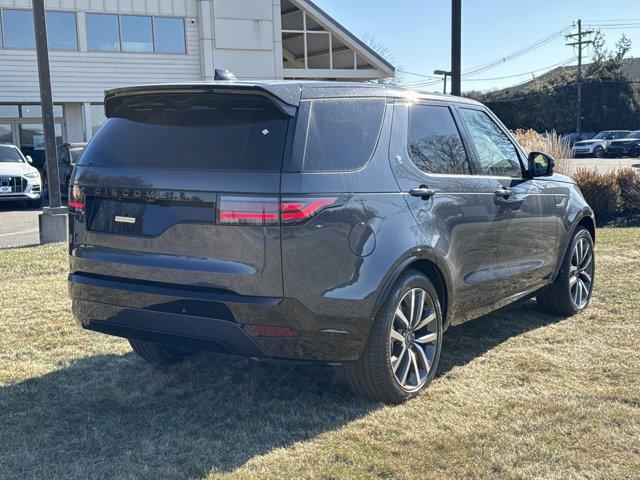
[615,167,640,212]
[512,129,571,174]
[573,169,623,220]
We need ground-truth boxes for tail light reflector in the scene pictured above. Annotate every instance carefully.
[217,196,279,225]
[250,325,299,337]
[68,184,84,211]
[280,198,338,224]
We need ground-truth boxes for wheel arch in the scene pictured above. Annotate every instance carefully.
[372,252,452,330]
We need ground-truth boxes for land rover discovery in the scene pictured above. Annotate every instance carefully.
[68,82,595,403]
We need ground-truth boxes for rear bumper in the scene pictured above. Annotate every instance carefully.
[69,273,370,362]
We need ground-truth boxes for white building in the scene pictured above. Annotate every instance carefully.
[0,0,394,165]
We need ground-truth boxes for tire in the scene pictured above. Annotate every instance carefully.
[537,227,595,316]
[631,146,640,158]
[341,270,443,404]
[593,146,604,158]
[128,339,193,365]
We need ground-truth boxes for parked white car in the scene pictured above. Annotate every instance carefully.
[0,144,42,208]
[572,130,630,158]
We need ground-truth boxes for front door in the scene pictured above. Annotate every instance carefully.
[457,107,557,298]
[390,101,504,320]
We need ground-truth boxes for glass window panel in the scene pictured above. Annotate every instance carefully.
[3,9,35,49]
[86,14,120,52]
[154,17,185,53]
[0,105,20,117]
[21,105,63,117]
[303,98,385,172]
[90,104,106,135]
[408,105,471,175]
[281,10,304,30]
[121,15,152,52]
[0,124,13,143]
[460,108,522,178]
[306,32,331,69]
[45,11,77,50]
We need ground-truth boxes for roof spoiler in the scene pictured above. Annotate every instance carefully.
[104,83,301,117]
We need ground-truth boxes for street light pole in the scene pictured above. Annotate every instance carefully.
[451,0,462,96]
[32,0,61,209]
[32,0,67,243]
[434,70,452,94]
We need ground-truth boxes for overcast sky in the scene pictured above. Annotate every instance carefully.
[316,0,640,93]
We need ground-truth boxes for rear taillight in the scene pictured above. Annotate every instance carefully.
[216,196,339,226]
[217,196,279,225]
[68,184,84,211]
[280,198,337,224]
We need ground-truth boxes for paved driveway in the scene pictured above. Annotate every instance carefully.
[0,203,41,248]
[563,157,640,175]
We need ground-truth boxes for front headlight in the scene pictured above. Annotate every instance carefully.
[24,171,40,179]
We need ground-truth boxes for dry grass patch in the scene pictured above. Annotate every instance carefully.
[0,229,638,479]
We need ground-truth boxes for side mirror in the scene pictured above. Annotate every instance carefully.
[528,151,555,177]
[25,155,33,164]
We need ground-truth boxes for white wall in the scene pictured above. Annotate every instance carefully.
[0,0,203,103]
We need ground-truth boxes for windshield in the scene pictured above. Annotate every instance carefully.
[69,147,85,163]
[0,146,25,163]
[626,131,640,138]
[593,132,610,139]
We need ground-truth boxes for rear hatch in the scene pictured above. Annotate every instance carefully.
[69,88,295,297]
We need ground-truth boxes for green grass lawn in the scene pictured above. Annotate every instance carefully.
[0,228,638,480]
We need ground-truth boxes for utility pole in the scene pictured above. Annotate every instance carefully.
[33,0,67,243]
[566,19,594,132]
[434,70,451,94]
[451,0,462,96]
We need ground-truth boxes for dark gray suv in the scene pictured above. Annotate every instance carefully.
[68,82,595,403]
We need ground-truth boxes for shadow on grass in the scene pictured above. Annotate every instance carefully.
[0,300,562,479]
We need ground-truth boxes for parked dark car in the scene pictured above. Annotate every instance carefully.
[68,82,596,403]
[606,130,640,158]
[43,142,86,200]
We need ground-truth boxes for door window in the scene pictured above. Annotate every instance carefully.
[460,108,522,178]
[407,104,471,175]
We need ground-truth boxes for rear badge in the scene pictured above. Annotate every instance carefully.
[114,216,136,224]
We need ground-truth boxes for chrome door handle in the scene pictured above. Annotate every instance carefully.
[409,187,435,199]
[494,188,513,199]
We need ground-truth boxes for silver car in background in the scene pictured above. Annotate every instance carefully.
[572,130,630,158]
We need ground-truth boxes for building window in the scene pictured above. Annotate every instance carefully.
[121,15,153,53]
[0,105,20,117]
[21,105,64,118]
[2,9,35,49]
[86,13,120,52]
[154,17,186,53]
[0,10,77,50]
[90,104,106,136]
[86,14,185,54]
[45,11,78,50]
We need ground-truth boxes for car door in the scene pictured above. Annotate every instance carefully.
[457,106,557,297]
[389,101,504,320]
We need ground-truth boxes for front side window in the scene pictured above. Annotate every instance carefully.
[86,14,120,52]
[302,98,385,172]
[408,104,470,175]
[460,108,521,178]
[121,15,153,52]
[45,11,77,50]
[154,17,185,53]
[2,9,35,49]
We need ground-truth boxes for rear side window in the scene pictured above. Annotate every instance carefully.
[408,104,471,175]
[80,94,289,171]
[302,98,385,172]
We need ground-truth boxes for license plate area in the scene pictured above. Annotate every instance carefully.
[86,197,215,237]
[0,186,11,193]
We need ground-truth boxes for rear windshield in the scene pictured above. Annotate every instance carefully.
[80,93,289,171]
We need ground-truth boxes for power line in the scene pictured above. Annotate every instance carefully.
[400,25,573,88]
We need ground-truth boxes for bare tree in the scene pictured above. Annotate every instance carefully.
[362,34,404,85]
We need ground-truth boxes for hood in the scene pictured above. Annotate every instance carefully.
[0,162,37,176]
